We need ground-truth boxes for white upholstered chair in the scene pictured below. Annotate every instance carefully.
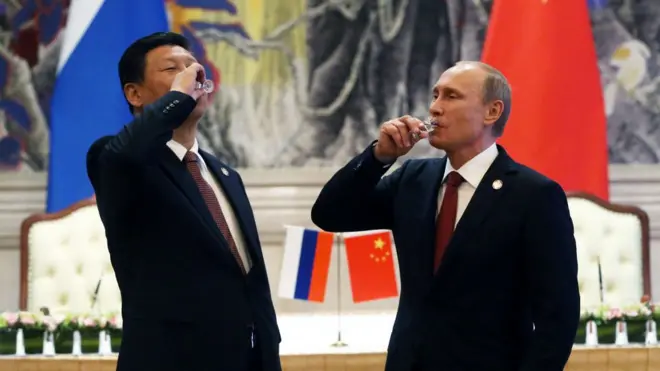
[19,199,121,315]
[567,192,650,310]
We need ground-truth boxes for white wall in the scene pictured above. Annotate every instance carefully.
[0,165,659,314]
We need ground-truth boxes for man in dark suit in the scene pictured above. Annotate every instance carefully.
[86,32,281,371]
[311,61,580,371]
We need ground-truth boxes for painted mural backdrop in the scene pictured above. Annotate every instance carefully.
[0,0,659,172]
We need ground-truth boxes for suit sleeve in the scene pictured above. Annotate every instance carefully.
[311,142,408,232]
[86,91,197,223]
[99,91,197,164]
[520,181,580,371]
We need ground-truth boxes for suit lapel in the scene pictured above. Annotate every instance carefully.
[435,146,518,274]
[200,151,264,265]
[158,148,228,249]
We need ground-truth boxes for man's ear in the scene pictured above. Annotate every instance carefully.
[484,100,504,125]
[123,83,142,111]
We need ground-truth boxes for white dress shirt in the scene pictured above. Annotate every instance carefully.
[437,143,499,226]
[167,139,252,272]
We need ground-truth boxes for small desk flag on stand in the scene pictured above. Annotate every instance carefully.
[344,230,398,303]
[278,226,334,303]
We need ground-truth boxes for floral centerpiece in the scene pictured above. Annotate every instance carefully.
[0,312,19,355]
[39,312,63,355]
[107,313,123,353]
[595,299,653,344]
[598,306,626,344]
[77,314,108,354]
[625,295,659,343]
[33,312,116,355]
[39,313,63,335]
[53,314,85,354]
[622,300,651,343]
[0,311,46,354]
[18,311,46,354]
[640,295,658,320]
[47,313,110,354]
[652,303,660,322]
[575,308,603,344]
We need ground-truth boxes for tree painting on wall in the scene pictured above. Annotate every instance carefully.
[0,0,659,172]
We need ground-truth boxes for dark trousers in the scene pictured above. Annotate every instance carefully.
[117,318,261,371]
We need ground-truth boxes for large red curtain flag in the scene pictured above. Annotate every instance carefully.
[482,0,609,200]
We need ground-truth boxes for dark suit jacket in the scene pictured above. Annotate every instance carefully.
[86,91,281,371]
[311,143,580,371]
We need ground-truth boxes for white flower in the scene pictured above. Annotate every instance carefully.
[1,312,18,326]
[41,315,60,332]
[626,310,639,318]
[607,308,622,320]
[18,312,35,325]
[109,315,123,329]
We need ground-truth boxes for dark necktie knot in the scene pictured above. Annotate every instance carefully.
[446,171,464,187]
[183,151,198,163]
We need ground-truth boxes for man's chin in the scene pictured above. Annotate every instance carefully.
[428,136,449,151]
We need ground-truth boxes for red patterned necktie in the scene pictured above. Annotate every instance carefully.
[434,171,464,272]
[184,151,247,275]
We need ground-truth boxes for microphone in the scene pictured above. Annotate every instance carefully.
[90,277,103,311]
[597,257,604,304]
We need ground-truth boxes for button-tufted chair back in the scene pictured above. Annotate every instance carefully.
[19,199,121,315]
[567,192,650,310]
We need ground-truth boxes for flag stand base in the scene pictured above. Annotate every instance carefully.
[332,234,348,348]
[331,331,347,347]
[331,340,348,347]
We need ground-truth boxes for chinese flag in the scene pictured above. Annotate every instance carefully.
[344,231,399,303]
[482,0,609,200]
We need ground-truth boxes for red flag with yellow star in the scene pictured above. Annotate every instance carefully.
[343,231,399,303]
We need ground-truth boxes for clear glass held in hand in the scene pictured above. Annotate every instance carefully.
[411,118,436,141]
[195,80,215,94]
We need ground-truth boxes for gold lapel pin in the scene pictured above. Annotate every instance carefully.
[221,168,229,176]
[492,179,503,190]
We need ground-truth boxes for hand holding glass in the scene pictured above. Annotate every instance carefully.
[411,118,436,141]
[195,80,215,94]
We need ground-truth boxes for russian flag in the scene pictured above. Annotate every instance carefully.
[46,0,169,212]
[278,226,334,302]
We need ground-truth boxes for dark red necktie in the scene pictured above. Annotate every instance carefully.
[434,171,464,272]
[184,151,247,275]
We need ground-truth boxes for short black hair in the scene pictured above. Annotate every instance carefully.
[118,32,190,113]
